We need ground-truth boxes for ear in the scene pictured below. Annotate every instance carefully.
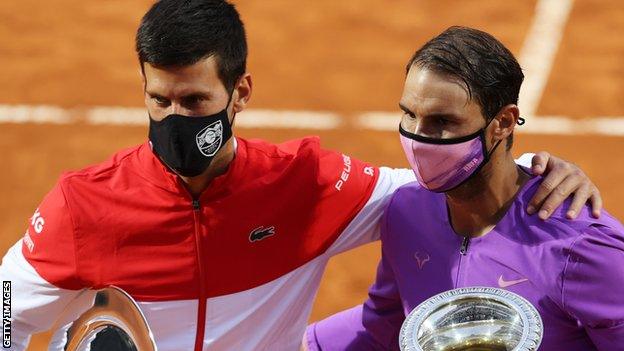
[140,68,149,104]
[139,63,146,90]
[492,104,519,142]
[232,73,252,114]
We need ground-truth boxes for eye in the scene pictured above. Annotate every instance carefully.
[152,95,170,107]
[403,110,417,120]
[184,96,203,107]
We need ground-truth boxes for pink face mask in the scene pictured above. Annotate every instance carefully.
[399,122,500,193]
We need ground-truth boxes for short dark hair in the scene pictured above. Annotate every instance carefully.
[406,26,524,149]
[136,0,247,92]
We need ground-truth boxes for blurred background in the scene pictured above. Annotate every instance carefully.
[0,0,622,349]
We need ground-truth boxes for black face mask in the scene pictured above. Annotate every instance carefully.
[148,97,233,177]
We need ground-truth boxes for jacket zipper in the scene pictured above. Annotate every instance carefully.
[459,236,470,255]
[455,236,470,288]
[192,199,207,351]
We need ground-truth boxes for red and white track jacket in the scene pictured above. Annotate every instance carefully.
[0,136,415,350]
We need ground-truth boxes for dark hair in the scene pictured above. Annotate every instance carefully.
[136,0,247,92]
[406,26,524,149]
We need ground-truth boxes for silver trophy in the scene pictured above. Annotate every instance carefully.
[52,286,158,351]
[399,287,543,351]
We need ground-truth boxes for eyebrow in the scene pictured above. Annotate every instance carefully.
[399,103,461,120]
[146,91,212,100]
[181,93,211,101]
[399,103,415,116]
[145,91,164,98]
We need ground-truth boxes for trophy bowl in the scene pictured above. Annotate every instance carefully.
[399,287,542,351]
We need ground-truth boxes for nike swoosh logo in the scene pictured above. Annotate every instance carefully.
[498,275,529,288]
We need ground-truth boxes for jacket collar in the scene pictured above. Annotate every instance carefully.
[135,137,247,201]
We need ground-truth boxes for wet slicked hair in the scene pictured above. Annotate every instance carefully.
[136,0,247,92]
[407,26,524,149]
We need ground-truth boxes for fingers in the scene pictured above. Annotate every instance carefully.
[531,151,551,175]
[527,152,604,219]
[564,183,592,219]
[589,187,603,218]
[534,173,580,220]
[528,165,604,220]
[527,163,570,215]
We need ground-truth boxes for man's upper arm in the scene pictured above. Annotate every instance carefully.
[306,305,381,351]
[562,223,624,350]
[307,210,406,350]
[324,166,415,256]
[0,181,87,350]
[21,181,84,289]
[306,254,404,350]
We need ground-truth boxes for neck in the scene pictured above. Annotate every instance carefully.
[445,151,530,238]
[179,137,236,198]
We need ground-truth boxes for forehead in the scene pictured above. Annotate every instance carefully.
[401,66,473,114]
[143,56,225,95]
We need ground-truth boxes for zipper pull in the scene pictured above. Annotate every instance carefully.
[192,199,200,211]
[460,236,470,255]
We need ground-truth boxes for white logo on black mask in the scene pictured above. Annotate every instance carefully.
[196,120,223,157]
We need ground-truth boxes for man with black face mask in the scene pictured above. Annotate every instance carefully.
[304,26,624,351]
[0,2,604,351]
[148,90,235,178]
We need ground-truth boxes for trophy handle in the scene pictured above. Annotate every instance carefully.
[61,286,157,351]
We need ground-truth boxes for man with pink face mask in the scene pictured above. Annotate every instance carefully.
[304,26,624,350]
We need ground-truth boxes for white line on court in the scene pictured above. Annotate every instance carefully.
[518,0,575,118]
[0,105,74,124]
[85,106,344,129]
[355,111,624,136]
[1,104,623,136]
[0,105,343,130]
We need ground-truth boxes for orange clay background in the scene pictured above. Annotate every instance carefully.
[0,1,622,349]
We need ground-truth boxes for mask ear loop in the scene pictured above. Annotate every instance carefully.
[226,78,243,128]
[222,87,236,130]
[225,87,235,111]
[482,115,503,162]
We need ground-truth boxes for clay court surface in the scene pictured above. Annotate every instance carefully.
[0,0,623,349]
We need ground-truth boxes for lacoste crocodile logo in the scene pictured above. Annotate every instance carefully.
[249,226,275,242]
[497,275,529,288]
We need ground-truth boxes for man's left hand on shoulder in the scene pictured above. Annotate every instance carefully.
[526,151,602,220]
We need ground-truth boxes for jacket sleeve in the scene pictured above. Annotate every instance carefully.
[323,152,534,256]
[323,164,415,256]
[0,182,88,350]
[562,223,624,350]
[306,210,405,350]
